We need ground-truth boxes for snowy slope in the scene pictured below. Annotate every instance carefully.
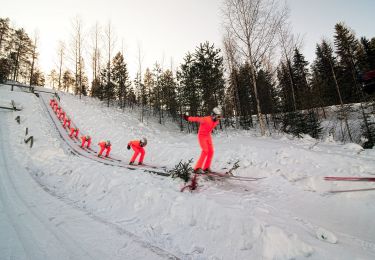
[1,85,375,259]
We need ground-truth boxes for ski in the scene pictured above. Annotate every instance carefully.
[324,176,375,182]
[206,171,266,181]
[194,172,263,182]
[328,188,375,193]
[129,163,167,170]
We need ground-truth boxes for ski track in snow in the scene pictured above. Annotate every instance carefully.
[0,89,179,260]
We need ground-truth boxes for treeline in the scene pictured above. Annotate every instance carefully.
[1,3,375,146]
[0,18,44,85]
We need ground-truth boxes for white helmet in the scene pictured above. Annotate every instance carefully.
[212,106,222,116]
[140,137,147,146]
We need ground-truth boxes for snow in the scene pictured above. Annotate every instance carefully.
[1,85,375,259]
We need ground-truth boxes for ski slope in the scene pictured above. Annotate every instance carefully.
[1,84,375,259]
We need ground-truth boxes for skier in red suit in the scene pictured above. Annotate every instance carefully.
[81,135,91,148]
[52,102,58,111]
[98,140,111,157]
[127,138,147,165]
[63,117,71,129]
[50,99,56,107]
[184,107,222,173]
[54,105,61,114]
[69,127,79,138]
[58,111,66,121]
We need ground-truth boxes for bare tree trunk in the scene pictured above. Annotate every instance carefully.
[29,33,38,86]
[249,60,266,135]
[105,21,116,107]
[223,34,241,128]
[137,43,144,122]
[277,23,302,111]
[328,54,353,142]
[57,41,65,90]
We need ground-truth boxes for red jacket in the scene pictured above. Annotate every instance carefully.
[128,140,142,149]
[99,141,111,149]
[188,116,219,136]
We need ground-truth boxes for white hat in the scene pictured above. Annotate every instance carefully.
[212,106,222,116]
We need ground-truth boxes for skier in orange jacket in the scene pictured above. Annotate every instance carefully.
[127,138,147,165]
[81,135,91,148]
[184,107,222,173]
[69,127,79,138]
[98,140,111,157]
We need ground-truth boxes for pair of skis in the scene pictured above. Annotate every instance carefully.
[202,171,266,182]
[324,176,375,193]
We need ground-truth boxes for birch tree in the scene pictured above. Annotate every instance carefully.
[222,0,288,135]
[57,41,65,90]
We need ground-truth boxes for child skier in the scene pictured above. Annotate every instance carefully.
[81,135,91,148]
[184,107,222,173]
[127,138,147,165]
[69,127,79,138]
[98,140,111,157]
[63,117,71,129]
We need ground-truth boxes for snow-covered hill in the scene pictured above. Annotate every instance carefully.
[1,85,375,259]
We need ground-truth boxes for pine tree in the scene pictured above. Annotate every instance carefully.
[360,102,375,148]
[100,63,116,107]
[292,48,311,109]
[177,53,199,117]
[91,77,102,99]
[311,40,340,106]
[235,63,254,129]
[152,63,164,122]
[0,18,10,57]
[357,37,375,72]
[278,62,295,113]
[334,22,361,102]
[193,41,225,115]
[160,69,178,118]
[112,52,131,109]
[0,58,10,83]
[62,70,75,92]
[143,67,154,112]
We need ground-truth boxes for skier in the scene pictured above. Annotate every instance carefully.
[69,127,79,138]
[63,117,71,129]
[183,107,222,173]
[50,98,56,107]
[52,102,58,111]
[58,110,66,121]
[98,140,111,157]
[81,135,91,148]
[127,138,147,165]
[55,105,61,114]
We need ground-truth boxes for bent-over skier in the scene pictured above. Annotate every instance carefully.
[127,138,147,165]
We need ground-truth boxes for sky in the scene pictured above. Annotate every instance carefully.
[1,0,374,80]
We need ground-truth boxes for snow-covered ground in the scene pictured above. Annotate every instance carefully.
[1,85,375,259]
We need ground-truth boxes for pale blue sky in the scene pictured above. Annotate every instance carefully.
[1,0,374,79]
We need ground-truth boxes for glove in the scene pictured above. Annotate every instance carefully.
[127,144,131,150]
[183,114,189,121]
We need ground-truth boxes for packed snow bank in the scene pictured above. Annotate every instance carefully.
[1,87,375,259]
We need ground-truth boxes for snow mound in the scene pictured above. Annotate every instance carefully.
[343,143,364,153]
[261,225,314,259]
[316,227,338,244]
